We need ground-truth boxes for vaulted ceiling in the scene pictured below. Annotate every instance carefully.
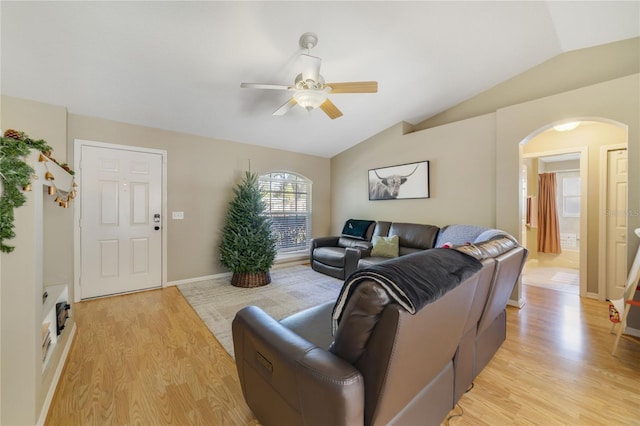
[1,1,638,157]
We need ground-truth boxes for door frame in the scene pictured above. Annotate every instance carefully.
[73,139,168,302]
[521,145,588,298]
[598,143,628,301]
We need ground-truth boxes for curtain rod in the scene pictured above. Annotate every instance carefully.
[540,169,580,173]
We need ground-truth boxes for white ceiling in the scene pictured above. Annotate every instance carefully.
[1,1,638,158]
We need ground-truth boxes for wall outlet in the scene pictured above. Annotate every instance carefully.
[172,211,184,220]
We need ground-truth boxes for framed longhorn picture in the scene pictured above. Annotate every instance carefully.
[368,160,430,200]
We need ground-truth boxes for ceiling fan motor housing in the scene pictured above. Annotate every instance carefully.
[295,73,325,90]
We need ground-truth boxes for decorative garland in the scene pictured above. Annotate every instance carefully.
[0,129,75,253]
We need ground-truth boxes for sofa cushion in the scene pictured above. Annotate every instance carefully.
[372,221,392,238]
[388,223,439,252]
[357,256,390,269]
[338,237,373,250]
[453,236,518,260]
[329,281,391,363]
[280,301,335,349]
[474,229,515,243]
[313,247,347,268]
[370,235,399,258]
[435,224,489,247]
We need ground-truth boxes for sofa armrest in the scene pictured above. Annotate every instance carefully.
[311,236,341,248]
[232,306,365,426]
[344,247,368,278]
[309,236,341,261]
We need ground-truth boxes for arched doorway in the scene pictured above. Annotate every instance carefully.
[518,119,628,300]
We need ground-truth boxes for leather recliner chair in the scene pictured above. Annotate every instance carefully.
[232,252,485,425]
[310,220,377,279]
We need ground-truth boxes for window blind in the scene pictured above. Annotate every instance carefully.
[259,172,312,252]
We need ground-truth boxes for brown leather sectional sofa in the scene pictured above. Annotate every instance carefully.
[310,220,495,280]
[232,232,528,425]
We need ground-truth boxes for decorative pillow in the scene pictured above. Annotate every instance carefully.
[370,235,399,258]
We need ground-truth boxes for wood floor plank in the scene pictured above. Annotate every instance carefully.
[448,284,640,425]
[45,286,258,426]
[46,283,640,425]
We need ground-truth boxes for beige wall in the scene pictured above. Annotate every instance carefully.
[413,37,640,132]
[1,96,68,160]
[331,114,496,234]
[522,122,627,292]
[496,74,639,304]
[1,96,74,423]
[67,114,331,282]
[332,71,639,320]
[1,95,331,284]
[1,95,74,296]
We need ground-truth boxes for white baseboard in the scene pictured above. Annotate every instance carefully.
[273,258,307,269]
[167,272,232,286]
[508,298,525,308]
[166,260,308,287]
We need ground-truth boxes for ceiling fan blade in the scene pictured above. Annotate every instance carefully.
[319,98,343,120]
[300,54,322,82]
[241,82,293,91]
[325,81,378,94]
[273,98,298,116]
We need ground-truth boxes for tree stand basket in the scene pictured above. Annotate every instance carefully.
[231,271,271,288]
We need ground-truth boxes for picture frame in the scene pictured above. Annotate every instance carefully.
[368,160,430,200]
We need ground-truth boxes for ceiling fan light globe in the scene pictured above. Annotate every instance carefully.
[293,89,327,111]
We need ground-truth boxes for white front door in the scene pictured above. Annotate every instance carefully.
[80,145,163,299]
[606,148,628,300]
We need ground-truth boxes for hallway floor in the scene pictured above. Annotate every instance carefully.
[522,259,579,295]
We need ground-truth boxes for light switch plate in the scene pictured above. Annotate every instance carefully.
[172,211,184,220]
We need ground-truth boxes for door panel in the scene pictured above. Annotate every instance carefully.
[80,145,162,299]
[606,148,628,299]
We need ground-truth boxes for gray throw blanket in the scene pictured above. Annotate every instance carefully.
[332,248,482,333]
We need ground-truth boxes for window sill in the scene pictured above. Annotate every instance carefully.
[274,250,309,267]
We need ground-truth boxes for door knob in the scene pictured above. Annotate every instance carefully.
[154,226,160,231]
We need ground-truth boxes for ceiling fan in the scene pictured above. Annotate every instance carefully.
[240,32,378,119]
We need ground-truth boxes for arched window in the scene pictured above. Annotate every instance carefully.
[259,171,312,253]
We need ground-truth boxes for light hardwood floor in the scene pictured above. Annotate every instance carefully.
[46,281,640,425]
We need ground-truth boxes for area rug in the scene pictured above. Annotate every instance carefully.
[177,265,343,358]
[522,271,579,295]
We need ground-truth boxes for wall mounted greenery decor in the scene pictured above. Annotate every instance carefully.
[0,129,53,253]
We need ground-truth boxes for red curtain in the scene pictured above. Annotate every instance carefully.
[537,173,561,253]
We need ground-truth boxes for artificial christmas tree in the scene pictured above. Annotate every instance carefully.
[219,171,277,287]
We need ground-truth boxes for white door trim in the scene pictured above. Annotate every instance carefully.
[598,143,628,301]
[521,145,589,298]
[73,139,168,302]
